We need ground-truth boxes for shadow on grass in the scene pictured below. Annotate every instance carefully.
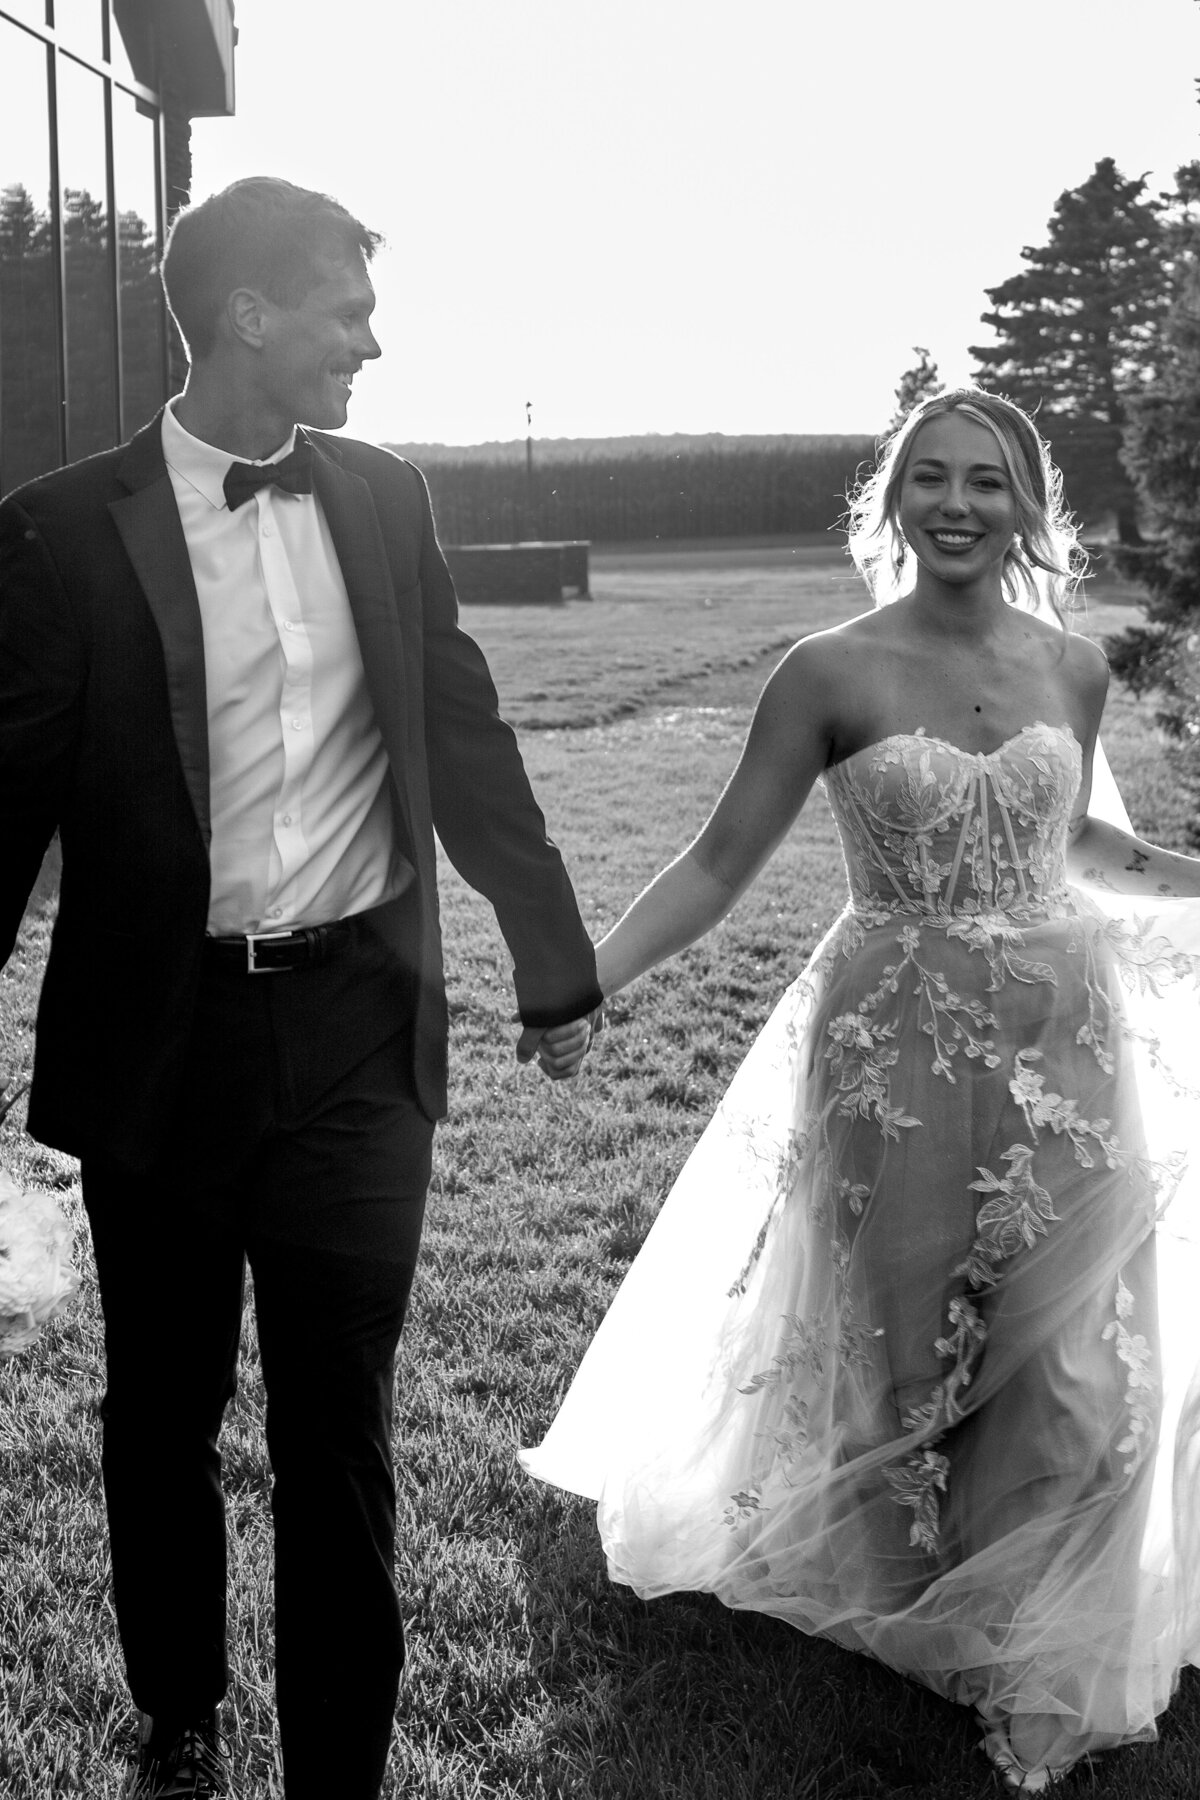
[514,1503,991,1799]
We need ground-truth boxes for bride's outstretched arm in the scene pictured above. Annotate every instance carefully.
[596,641,837,997]
[1067,715,1200,896]
[594,847,747,997]
[1066,813,1200,897]
[1063,650,1200,898]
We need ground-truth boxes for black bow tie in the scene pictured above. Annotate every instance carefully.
[222,441,313,510]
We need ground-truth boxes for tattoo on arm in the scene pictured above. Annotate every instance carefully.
[1124,848,1150,875]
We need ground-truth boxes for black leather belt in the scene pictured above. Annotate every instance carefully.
[203,918,356,975]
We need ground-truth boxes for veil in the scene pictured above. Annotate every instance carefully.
[1054,568,1130,833]
[1088,736,1132,832]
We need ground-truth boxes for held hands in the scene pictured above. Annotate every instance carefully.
[515,1005,604,1081]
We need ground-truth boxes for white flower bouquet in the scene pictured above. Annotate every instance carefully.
[0,1073,80,1359]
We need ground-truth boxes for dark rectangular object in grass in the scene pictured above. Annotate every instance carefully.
[444,541,590,604]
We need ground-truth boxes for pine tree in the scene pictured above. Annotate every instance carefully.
[1106,165,1200,840]
[887,347,943,433]
[970,159,1170,541]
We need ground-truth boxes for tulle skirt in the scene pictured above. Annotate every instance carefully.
[523,888,1200,1774]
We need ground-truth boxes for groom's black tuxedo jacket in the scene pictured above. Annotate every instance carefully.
[0,412,600,1170]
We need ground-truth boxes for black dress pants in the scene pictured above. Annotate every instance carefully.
[81,918,434,1800]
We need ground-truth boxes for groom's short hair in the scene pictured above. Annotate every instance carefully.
[161,176,382,360]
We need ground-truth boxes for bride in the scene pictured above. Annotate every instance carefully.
[524,390,1200,1791]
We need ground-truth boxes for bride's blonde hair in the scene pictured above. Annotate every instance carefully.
[845,388,1087,626]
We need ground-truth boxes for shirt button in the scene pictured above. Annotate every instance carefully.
[291,719,304,730]
[284,621,297,631]
[282,814,293,826]
[261,522,274,537]
[268,907,282,919]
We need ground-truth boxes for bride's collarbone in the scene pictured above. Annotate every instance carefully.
[822,634,1075,762]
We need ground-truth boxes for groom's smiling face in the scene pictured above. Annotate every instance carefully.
[256,252,382,430]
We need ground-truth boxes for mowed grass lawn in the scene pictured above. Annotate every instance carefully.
[2,545,1198,1800]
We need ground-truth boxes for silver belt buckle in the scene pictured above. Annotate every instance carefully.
[245,928,294,973]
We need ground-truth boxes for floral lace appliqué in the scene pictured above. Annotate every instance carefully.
[957,1146,1059,1290]
[1009,1048,1122,1170]
[883,1449,951,1553]
[1101,1276,1157,1478]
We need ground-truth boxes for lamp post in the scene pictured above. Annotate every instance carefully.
[524,398,534,541]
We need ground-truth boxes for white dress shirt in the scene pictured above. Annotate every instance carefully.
[161,402,409,935]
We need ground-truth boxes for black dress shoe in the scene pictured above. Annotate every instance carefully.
[125,1711,228,1798]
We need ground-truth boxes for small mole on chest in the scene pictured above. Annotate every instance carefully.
[974,705,982,713]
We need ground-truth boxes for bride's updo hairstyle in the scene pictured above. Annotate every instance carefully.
[845,388,1086,627]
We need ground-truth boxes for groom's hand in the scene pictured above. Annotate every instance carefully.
[516,1007,603,1080]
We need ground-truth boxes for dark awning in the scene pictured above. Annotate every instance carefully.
[113,0,237,118]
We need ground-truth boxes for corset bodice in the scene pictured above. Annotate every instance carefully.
[822,722,1081,923]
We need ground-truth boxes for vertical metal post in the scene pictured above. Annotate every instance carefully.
[524,398,533,542]
[46,39,68,468]
[103,72,122,442]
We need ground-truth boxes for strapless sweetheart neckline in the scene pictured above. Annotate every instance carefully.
[836,720,1078,770]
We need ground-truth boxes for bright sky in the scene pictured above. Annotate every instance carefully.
[190,0,1199,446]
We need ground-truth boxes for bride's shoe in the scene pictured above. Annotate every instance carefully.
[979,1718,1065,1792]
[1005,1767,1061,1794]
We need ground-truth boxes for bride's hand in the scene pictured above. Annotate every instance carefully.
[515,1006,604,1080]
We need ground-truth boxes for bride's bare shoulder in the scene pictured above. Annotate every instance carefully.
[754,610,897,744]
[770,607,897,689]
[1022,610,1109,697]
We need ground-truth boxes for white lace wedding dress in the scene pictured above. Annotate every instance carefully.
[523,722,1200,1778]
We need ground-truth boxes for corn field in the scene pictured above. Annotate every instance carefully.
[386,432,877,545]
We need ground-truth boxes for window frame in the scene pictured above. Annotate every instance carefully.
[0,1,168,487]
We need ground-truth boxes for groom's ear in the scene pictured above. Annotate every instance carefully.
[228,287,270,350]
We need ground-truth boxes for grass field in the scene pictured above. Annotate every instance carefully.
[2,546,1198,1799]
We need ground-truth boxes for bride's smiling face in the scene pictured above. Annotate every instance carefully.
[897,412,1018,590]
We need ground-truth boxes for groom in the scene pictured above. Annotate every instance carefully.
[0,177,598,1799]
